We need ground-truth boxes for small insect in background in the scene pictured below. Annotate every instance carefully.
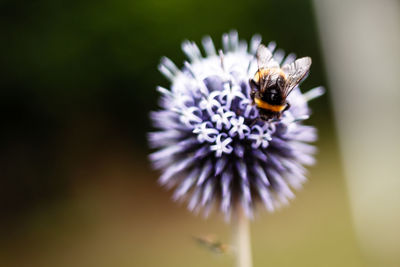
[193,234,231,254]
[249,44,312,121]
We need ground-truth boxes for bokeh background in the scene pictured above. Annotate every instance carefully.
[1,0,399,266]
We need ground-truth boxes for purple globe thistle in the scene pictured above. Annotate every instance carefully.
[148,31,324,219]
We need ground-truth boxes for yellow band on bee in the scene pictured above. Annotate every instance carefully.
[253,68,286,83]
[254,98,286,112]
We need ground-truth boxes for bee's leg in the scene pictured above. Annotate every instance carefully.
[249,79,257,104]
[249,118,259,127]
[284,101,291,111]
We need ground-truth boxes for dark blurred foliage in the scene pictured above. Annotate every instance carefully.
[0,0,330,228]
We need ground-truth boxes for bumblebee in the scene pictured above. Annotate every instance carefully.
[249,44,312,121]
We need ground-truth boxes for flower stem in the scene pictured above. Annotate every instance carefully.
[233,205,253,267]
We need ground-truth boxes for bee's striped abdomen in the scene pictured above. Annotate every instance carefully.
[254,98,286,112]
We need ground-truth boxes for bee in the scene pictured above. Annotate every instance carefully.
[249,44,312,121]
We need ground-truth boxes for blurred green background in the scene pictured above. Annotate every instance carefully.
[0,0,363,266]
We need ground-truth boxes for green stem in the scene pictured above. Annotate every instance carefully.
[233,205,253,267]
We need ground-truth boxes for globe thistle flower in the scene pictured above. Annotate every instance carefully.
[148,31,324,219]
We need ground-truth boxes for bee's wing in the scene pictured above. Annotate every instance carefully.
[281,57,312,96]
[256,44,274,69]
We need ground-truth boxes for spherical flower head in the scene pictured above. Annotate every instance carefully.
[148,31,324,219]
